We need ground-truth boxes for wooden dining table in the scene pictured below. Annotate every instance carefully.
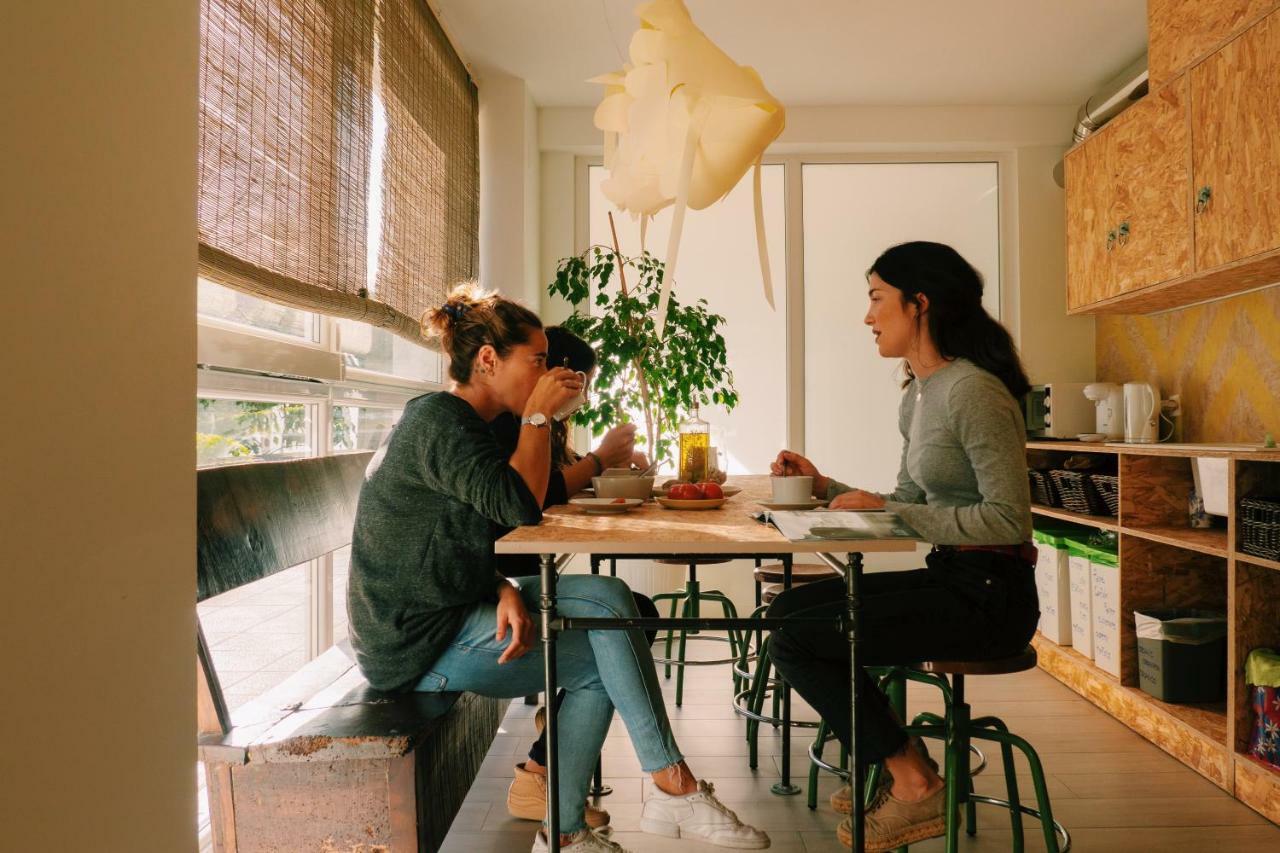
[494,475,918,853]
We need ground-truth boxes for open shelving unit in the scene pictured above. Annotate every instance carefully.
[1027,440,1280,823]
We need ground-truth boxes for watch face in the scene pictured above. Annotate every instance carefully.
[525,413,547,426]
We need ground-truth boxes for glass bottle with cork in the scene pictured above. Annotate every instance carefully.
[677,404,710,483]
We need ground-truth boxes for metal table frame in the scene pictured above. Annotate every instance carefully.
[538,549,871,852]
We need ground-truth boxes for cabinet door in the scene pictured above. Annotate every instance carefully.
[1148,0,1274,88]
[1107,76,1192,297]
[1192,9,1280,270]
[1064,140,1111,310]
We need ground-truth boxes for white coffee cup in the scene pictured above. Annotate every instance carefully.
[553,371,589,422]
[771,475,813,504]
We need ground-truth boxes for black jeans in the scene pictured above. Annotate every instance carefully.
[767,548,1040,765]
[527,589,660,766]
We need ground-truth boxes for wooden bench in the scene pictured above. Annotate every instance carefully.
[197,452,504,852]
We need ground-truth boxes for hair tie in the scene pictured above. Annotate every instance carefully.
[442,302,467,321]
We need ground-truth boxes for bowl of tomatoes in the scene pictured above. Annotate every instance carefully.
[655,481,728,510]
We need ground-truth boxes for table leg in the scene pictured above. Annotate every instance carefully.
[540,553,560,851]
[848,551,865,853]
[584,553,613,796]
[772,554,800,795]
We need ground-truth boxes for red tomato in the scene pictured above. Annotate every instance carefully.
[669,483,702,500]
[611,497,627,504]
[698,482,724,499]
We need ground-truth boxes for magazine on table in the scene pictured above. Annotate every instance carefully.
[760,509,921,542]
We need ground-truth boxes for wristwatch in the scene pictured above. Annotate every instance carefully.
[585,451,604,475]
[521,412,549,428]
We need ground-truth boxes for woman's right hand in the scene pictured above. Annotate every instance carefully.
[523,367,582,420]
[594,423,638,469]
[770,450,829,495]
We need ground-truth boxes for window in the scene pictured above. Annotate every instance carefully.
[197,398,317,466]
[803,161,1000,523]
[198,279,320,343]
[337,318,440,384]
[586,164,788,475]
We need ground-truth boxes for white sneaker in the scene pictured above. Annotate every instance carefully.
[640,780,771,849]
[532,828,631,853]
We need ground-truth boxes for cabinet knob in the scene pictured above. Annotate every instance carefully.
[1117,221,1130,246]
[1195,186,1212,214]
[1106,229,1117,252]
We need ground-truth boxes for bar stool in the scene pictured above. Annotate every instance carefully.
[733,564,841,768]
[812,648,1071,853]
[650,558,746,706]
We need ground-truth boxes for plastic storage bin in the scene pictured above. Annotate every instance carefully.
[1032,524,1086,645]
[1134,609,1227,703]
[1246,648,1280,771]
[1067,540,1094,659]
[1090,546,1121,677]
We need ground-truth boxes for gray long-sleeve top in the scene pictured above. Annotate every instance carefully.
[825,358,1031,546]
[347,392,543,692]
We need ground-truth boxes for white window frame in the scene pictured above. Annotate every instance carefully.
[575,151,1016,454]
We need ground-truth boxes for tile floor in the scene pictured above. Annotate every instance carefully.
[442,643,1280,853]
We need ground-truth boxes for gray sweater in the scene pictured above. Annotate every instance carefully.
[348,392,543,692]
[827,359,1031,546]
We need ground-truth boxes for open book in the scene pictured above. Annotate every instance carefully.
[763,510,920,542]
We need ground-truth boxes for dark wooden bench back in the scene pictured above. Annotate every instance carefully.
[197,451,373,602]
[197,451,373,737]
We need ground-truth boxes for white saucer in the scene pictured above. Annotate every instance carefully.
[757,499,829,511]
[569,497,643,515]
[1076,433,1108,443]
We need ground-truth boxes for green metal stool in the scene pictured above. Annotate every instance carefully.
[650,558,747,706]
[906,648,1069,852]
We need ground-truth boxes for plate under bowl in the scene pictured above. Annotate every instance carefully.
[570,497,643,515]
[655,496,728,510]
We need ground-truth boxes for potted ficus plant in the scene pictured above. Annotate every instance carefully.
[547,246,738,471]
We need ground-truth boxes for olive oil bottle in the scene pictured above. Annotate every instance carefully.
[677,405,710,483]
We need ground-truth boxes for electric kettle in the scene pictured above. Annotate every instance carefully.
[1123,382,1159,443]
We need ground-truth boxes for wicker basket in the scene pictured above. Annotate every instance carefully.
[1240,497,1280,561]
[1028,469,1058,507]
[1049,469,1110,516]
[1091,473,1120,516]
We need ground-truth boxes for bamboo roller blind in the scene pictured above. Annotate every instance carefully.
[198,0,477,345]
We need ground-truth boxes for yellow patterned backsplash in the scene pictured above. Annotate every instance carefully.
[1096,285,1280,444]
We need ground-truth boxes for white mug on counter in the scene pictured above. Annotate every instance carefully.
[1123,382,1159,443]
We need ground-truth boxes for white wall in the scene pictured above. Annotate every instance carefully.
[1,3,197,850]
[478,68,541,306]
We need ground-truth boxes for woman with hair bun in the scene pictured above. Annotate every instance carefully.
[347,283,768,853]
[767,242,1038,850]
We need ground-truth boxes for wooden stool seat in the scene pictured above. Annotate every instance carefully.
[655,557,733,566]
[915,645,1038,676]
[752,562,840,584]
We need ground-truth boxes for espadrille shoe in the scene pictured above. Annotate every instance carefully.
[836,784,949,851]
[829,737,938,815]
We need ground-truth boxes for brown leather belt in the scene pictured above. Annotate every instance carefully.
[936,542,1038,563]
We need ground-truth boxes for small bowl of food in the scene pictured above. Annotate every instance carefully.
[592,475,655,500]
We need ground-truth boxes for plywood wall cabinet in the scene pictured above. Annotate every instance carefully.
[1190,9,1280,270]
[1147,0,1276,88]
[1107,76,1193,297]
[1066,5,1280,314]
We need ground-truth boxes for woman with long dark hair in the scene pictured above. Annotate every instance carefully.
[348,284,768,853]
[768,241,1037,850]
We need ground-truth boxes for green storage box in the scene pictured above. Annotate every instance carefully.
[1134,608,1227,703]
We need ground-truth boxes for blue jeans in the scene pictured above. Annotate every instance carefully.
[414,574,684,834]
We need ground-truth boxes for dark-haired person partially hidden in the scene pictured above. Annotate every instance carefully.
[490,325,660,831]
[347,284,768,853]
[768,242,1038,851]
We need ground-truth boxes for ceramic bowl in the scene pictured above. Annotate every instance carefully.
[592,475,655,500]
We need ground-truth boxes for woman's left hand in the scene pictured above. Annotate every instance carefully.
[495,582,535,664]
[829,489,886,510]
